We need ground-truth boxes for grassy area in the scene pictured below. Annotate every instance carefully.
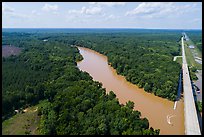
[2,105,41,135]
[186,39,202,58]
[196,101,202,113]
[184,42,202,70]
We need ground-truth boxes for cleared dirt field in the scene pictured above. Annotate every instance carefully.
[2,45,22,57]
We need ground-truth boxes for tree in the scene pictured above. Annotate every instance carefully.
[144,83,151,92]
[108,91,116,100]
[126,101,134,109]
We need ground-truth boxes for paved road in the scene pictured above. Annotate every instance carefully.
[195,70,202,102]
[173,56,182,61]
[182,36,201,135]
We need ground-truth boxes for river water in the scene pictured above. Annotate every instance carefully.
[77,47,184,135]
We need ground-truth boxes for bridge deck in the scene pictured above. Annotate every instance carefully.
[182,36,201,135]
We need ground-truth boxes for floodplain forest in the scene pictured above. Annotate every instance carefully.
[2,29,201,135]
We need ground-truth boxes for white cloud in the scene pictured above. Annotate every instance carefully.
[68,9,80,14]
[107,14,119,20]
[89,2,126,7]
[31,10,41,16]
[83,6,102,15]
[103,14,120,22]
[125,2,194,18]
[2,3,29,19]
[42,3,58,12]
[10,13,30,19]
[126,2,171,16]
[2,3,14,14]
[68,6,102,15]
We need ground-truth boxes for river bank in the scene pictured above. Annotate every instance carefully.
[77,47,184,135]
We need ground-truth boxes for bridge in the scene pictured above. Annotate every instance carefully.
[181,36,201,135]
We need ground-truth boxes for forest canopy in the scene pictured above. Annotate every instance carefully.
[3,29,201,135]
[2,30,166,135]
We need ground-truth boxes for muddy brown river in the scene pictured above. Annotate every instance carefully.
[77,47,185,135]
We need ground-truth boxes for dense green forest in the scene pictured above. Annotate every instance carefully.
[2,32,81,117]
[2,31,160,135]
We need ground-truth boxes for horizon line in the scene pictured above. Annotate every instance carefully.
[2,28,202,30]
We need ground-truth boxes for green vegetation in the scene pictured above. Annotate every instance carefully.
[3,29,201,135]
[2,105,41,135]
[189,67,198,81]
[182,39,200,80]
[176,57,182,65]
[2,31,160,135]
[196,101,202,113]
[184,41,202,70]
[74,32,182,101]
[2,33,82,120]
[185,31,202,54]
[184,31,202,71]
[183,31,202,81]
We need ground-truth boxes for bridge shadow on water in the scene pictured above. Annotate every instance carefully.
[176,69,182,101]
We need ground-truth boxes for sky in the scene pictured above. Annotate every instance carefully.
[2,2,202,29]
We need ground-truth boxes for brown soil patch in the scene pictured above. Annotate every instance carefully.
[2,45,22,57]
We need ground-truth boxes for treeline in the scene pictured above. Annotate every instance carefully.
[72,32,182,101]
[37,78,159,135]
[2,32,159,135]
